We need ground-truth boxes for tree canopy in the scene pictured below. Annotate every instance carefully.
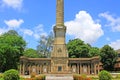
[67,39,100,58]
[89,47,100,57]
[23,48,39,58]
[67,39,87,58]
[100,45,118,71]
[37,32,54,58]
[0,30,26,72]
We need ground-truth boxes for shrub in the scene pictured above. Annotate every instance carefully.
[0,78,4,80]
[25,78,34,80]
[3,69,20,80]
[0,74,3,78]
[73,74,79,80]
[80,74,87,80]
[73,74,91,80]
[99,70,112,80]
[35,75,46,80]
[116,74,120,79]
[86,77,92,80]
[35,76,42,80]
[30,72,36,78]
[20,77,25,80]
[41,75,45,80]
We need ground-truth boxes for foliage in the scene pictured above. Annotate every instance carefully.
[73,74,79,80]
[23,48,39,58]
[0,30,26,72]
[0,74,3,79]
[80,74,87,79]
[73,74,92,80]
[20,77,25,80]
[35,75,45,80]
[0,78,4,80]
[89,47,100,57]
[100,45,118,71]
[3,69,20,80]
[67,39,99,58]
[99,70,112,80]
[21,75,45,80]
[115,74,120,79]
[37,32,54,58]
[30,72,36,78]
[67,39,89,58]
[0,53,5,70]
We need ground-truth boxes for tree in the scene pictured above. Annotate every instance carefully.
[23,48,39,58]
[37,32,54,58]
[0,51,5,70]
[3,69,20,80]
[100,45,118,71]
[0,30,26,72]
[99,70,112,80]
[67,39,91,58]
[89,47,100,57]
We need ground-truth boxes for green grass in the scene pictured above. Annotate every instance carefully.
[0,78,4,80]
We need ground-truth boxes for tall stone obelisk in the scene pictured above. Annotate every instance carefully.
[56,0,64,26]
[51,0,69,73]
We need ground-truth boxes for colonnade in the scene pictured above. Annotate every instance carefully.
[20,62,100,75]
[20,57,101,75]
[68,62,100,75]
[20,62,51,75]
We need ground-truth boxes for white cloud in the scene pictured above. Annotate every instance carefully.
[2,0,23,10]
[0,28,7,35]
[33,24,47,39]
[65,11,104,44]
[20,24,47,39]
[106,37,110,41]
[109,40,120,50]
[21,29,33,36]
[34,24,44,32]
[33,33,47,40]
[4,19,24,28]
[33,34,40,39]
[99,12,120,32]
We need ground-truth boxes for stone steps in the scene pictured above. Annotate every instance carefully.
[46,74,73,80]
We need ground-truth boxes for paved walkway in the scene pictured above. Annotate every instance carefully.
[46,74,73,80]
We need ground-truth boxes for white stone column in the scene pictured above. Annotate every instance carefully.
[94,63,96,75]
[80,63,82,74]
[29,64,31,75]
[97,63,100,74]
[22,63,25,75]
[20,63,22,75]
[77,63,79,74]
[88,64,90,75]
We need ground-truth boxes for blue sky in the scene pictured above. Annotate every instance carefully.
[0,0,120,50]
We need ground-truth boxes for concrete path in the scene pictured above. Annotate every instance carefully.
[46,74,73,80]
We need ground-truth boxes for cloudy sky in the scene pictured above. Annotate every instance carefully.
[0,0,120,50]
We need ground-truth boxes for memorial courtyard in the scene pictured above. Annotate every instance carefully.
[0,0,120,80]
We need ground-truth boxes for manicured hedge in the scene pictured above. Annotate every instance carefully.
[99,70,112,80]
[3,69,20,80]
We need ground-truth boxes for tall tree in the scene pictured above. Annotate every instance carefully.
[67,39,91,58]
[89,47,100,57]
[100,45,118,71]
[23,48,39,58]
[0,30,26,72]
[0,50,5,70]
[37,32,54,58]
